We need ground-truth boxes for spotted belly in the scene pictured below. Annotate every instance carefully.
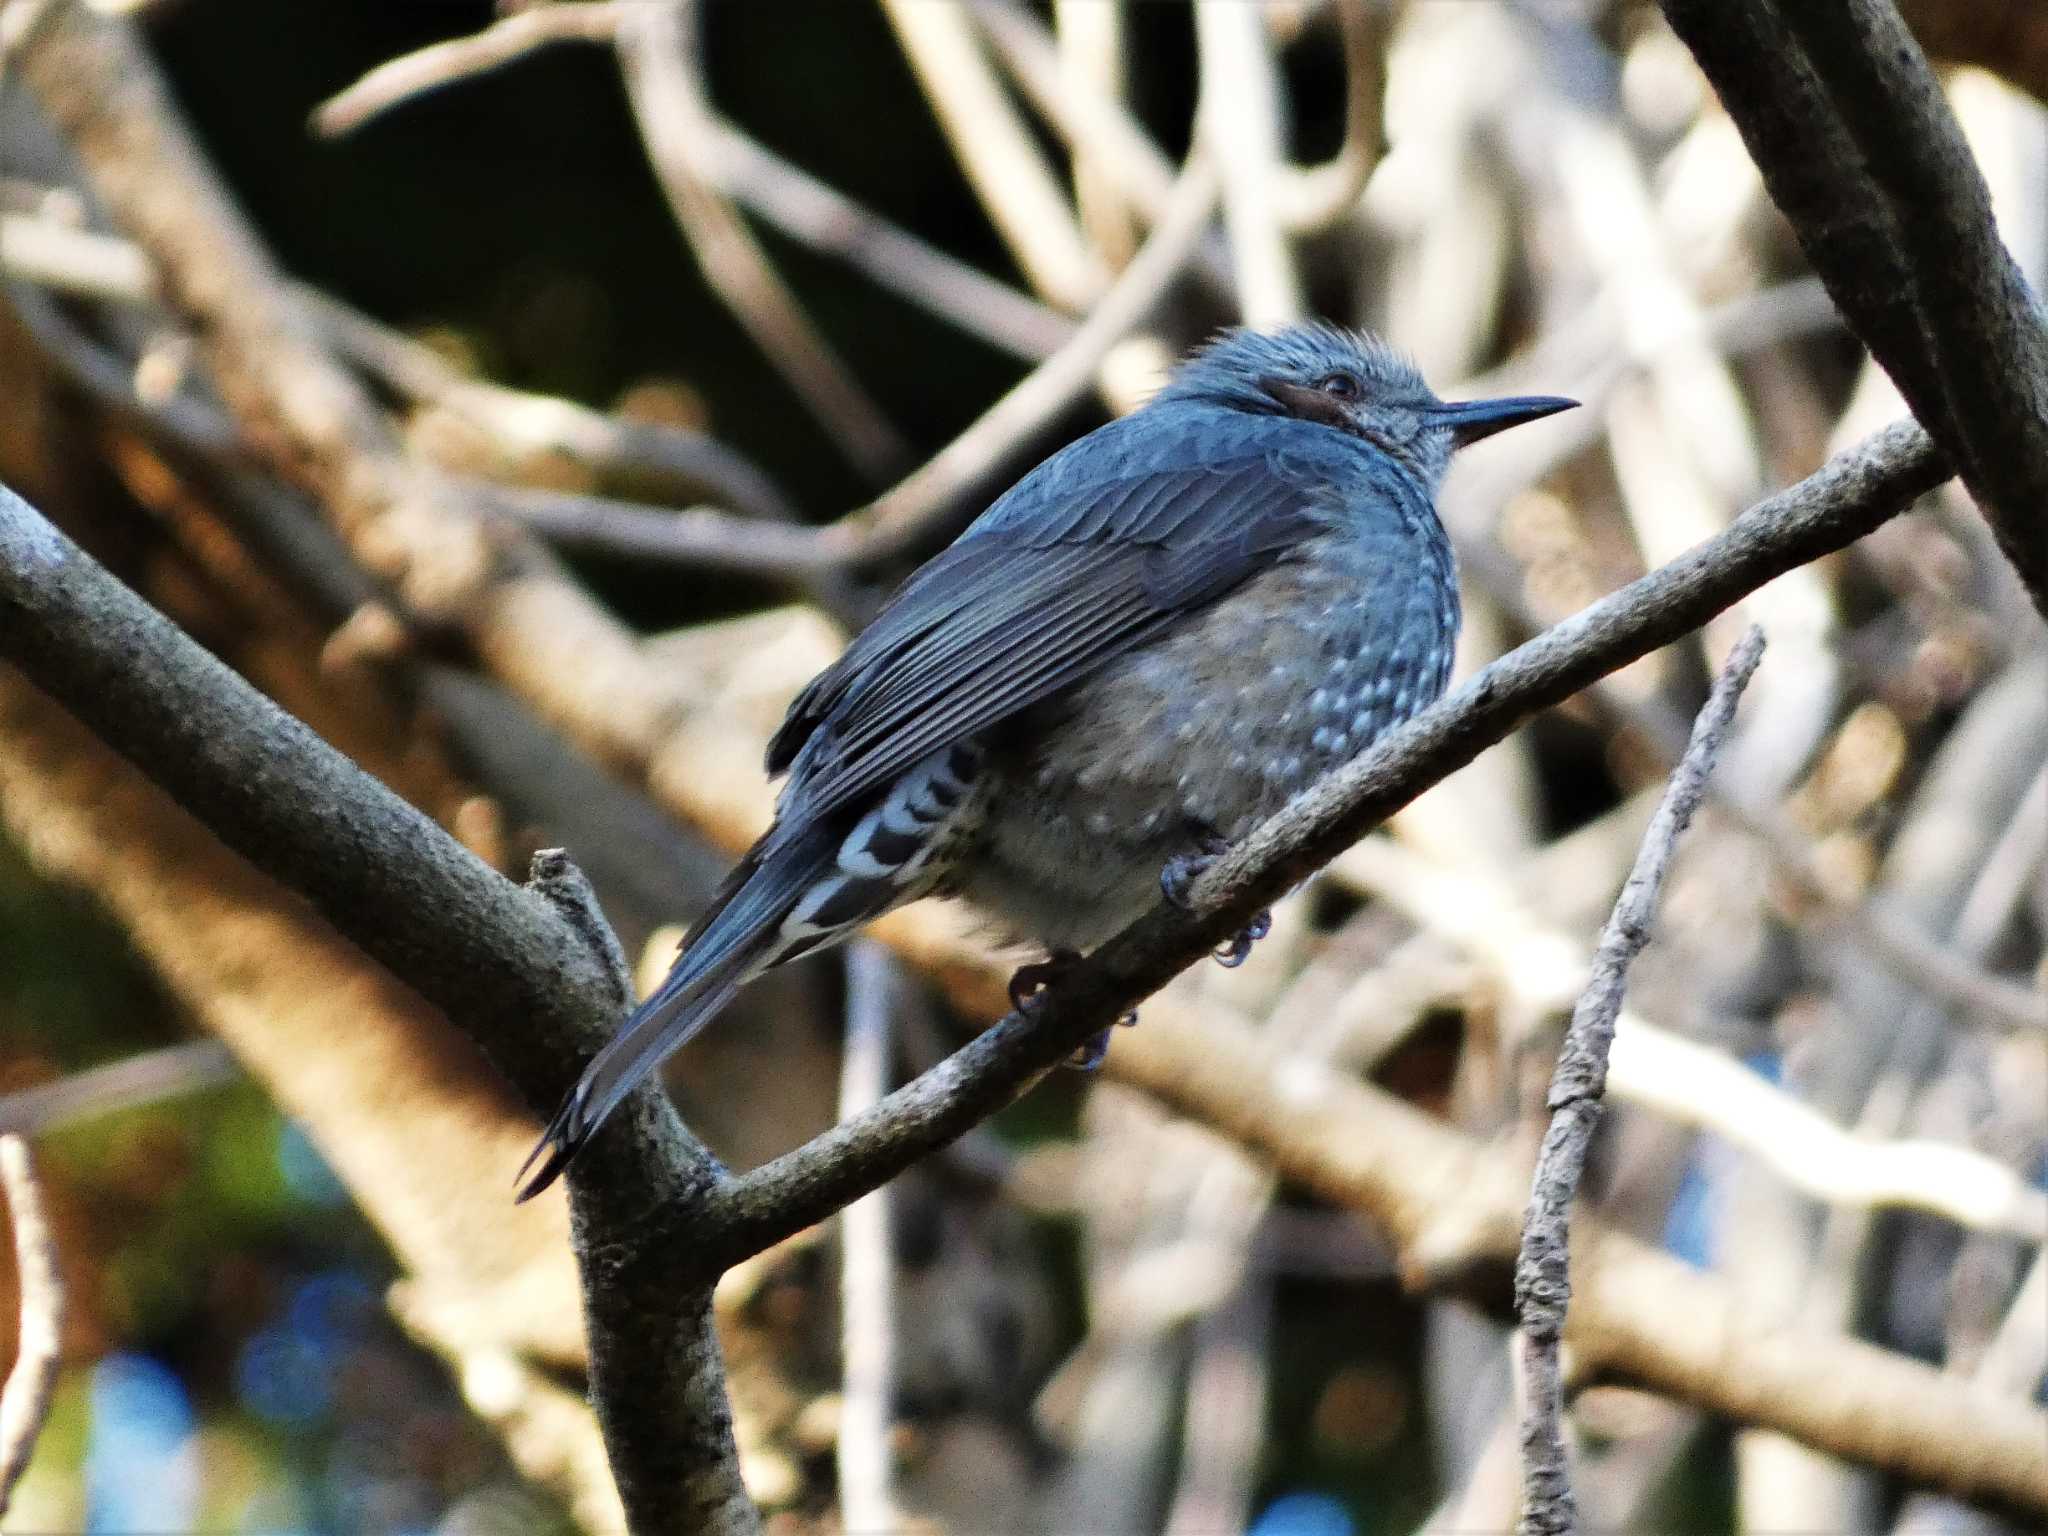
[955,550,1455,953]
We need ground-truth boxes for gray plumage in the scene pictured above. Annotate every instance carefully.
[518,324,1573,1198]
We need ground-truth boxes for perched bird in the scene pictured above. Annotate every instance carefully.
[518,324,1572,1198]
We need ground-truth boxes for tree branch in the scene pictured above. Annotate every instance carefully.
[308,0,628,136]
[0,671,621,1520]
[0,1137,61,1521]
[1515,626,1767,1536]
[1099,989,2048,1516]
[0,483,752,1536]
[1659,0,2048,619]
[613,0,906,482]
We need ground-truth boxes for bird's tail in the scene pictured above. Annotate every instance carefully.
[516,824,833,1202]
[517,750,980,1200]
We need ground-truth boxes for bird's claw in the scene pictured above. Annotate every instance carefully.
[1068,1030,1112,1071]
[1160,826,1231,911]
[1011,952,1136,1067]
[1160,854,1203,910]
[1063,1009,1139,1071]
[1009,950,1082,1013]
[1163,833,1270,970]
[1212,908,1272,968]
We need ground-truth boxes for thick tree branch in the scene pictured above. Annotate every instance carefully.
[1515,627,1767,1536]
[1660,0,2048,618]
[0,673,619,1521]
[0,484,752,1536]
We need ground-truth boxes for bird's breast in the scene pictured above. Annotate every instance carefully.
[959,528,1458,951]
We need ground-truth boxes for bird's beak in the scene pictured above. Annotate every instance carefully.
[1427,394,1579,447]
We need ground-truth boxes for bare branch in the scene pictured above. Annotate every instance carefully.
[0,482,751,1536]
[1051,0,1138,266]
[312,6,1071,363]
[0,1041,238,1137]
[0,673,624,1519]
[0,209,153,302]
[466,479,841,579]
[1659,0,2048,618]
[1515,626,1768,1536]
[310,0,628,138]
[835,943,901,1536]
[298,284,807,523]
[1339,836,2048,1235]
[836,154,1219,566]
[878,0,1107,311]
[1194,0,1304,324]
[700,128,1075,363]
[971,0,1180,230]
[1608,1021,2048,1237]
[0,1137,61,1521]
[615,0,905,481]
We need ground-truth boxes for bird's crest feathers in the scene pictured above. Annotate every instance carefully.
[1151,324,1431,414]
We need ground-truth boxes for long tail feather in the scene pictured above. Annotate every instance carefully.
[516,749,979,1201]
[515,830,825,1201]
[515,966,750,1201]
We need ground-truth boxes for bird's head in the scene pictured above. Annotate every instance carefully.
[1154,324,1576,488]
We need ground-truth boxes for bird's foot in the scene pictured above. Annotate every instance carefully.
[1213,907,1272,969]
[1008,951,1137,1069]
[1159,827,1232,910]
[1160,832,1270,969]
[1009,949,1083,1013]
[1065,1009,1139,1072]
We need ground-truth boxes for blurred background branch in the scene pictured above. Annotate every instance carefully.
[0,1136,61,1521]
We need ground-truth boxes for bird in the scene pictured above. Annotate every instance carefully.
[517,324,1573,1199]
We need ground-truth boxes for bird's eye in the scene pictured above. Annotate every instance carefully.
[1318,372,1361,400]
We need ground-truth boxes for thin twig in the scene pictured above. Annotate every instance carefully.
[0,1040,239,1136]
[299,284,807,523]
[312,4,1070,362]
[835,942,900,1536]
[1514,625,1768,1536]
[1889,1246,2048,1534]
[1341,833,2048,1236]
[971,0,1180,228]
[836,154,1219,566]
[0,1136,62,1520]
[1051,0,1137,268]
[1277,0,1384,232]
[1193,0,1303,324]
[0,210,153,302]
[615,0,906,482]
[878,0,1107,311]
[702,128,1074,363]
[466,480,841,577]
[309,0,629,137]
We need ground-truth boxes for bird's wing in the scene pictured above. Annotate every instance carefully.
[769,415,1345,824]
